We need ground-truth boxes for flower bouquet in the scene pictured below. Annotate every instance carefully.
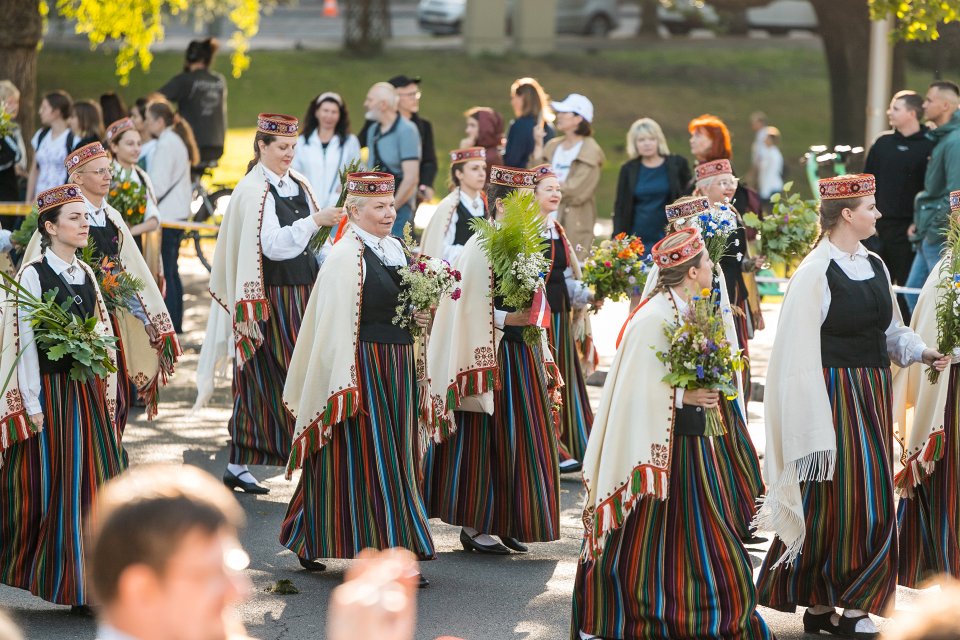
[0,271,117,386]
[656,288,743,435]
[929,215,960,383]
[691,201,738,264]
[80,244,145,314]
[582,232,649,304]
[393,254,462,337]
[109,168,148,227]
[0,104,13,139]
[11,206,38,248]
[307,157,368,254]
[742,181,820,270]
[471,190,550,346]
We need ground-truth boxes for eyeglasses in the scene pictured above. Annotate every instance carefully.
[716,178,740,189]
[78,168,111,177]
[399,91,421,99]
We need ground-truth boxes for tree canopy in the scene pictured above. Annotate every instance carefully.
[869,0,960,41]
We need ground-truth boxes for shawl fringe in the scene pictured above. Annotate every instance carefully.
[139,333,181,420]
[435,366,499,440]
[895,427,945,495]
[285,386,360,479]
[0,411,35,451]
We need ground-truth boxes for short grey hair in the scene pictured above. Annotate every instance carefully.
[369,82,398,110]
[626,118,670,159]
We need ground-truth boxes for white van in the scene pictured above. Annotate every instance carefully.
[418,0,620,36]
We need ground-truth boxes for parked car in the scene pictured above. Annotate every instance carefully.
[658,0,817,36]
[417,0,620,36]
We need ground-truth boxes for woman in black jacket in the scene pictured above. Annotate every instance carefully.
[612,118,691,253]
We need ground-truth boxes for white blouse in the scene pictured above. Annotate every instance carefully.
[259,163,320,261]
[354,225,407,283]
[822,240,926,367]
[440,189,485,264]
[291,131,362,208]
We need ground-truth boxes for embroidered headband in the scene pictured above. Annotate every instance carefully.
[488,165,535,189]
[449,146,486,165]
[64,141,108,174]
[818,173,876,200]
[36,183,84,216]
[531,163,558,183]
[257,113,299,137]
[651,227,705,269]
[950,190,960,213]
[346,172,395,197]
[105,117,136,143]
[666,196,710,223]
[694,159,733,183]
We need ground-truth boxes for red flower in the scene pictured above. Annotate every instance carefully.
[604,260,613,268]
[452,270,462,281]
[451,288,462,301]
[614,232,627,240]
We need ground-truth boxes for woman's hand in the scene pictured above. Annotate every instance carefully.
[753,312,765,332]
[683,388,720,409]
[144,323,162,349]
[922,349,951,372]
[532,124,546,145]
[314,206,345,229]
[413,311,431,328]
[129,217,161,237]
[504,310,532,327]
[28,413,43,429]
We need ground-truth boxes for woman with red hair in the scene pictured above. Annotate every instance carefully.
[688,113,732,163]
[461,107,504,179]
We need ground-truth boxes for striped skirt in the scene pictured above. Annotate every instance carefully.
[111,312,130,437]
[228,284,311,466]
[898,364,960,587]
[425,339,560,542]
[757,367,897,615]
[732,298,752,405]
[279,341,435,560]
[0,372,125,605]
[714,398,764,539]
[571,434,774,640]
[549,310,594,463]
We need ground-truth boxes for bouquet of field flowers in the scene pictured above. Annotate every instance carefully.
[11,206,38,248]
[690,201,738,264]
[393,255,462,336]
[0,104,13,139]
[80,245,145,314]
[929,216,960,383]
[307,157,368,254]
[656,287,743,436]
[742,181,820,269]
[471,190,550,346]
[0,271,117,386]
[109,168,148,227]
[582,232,649,304]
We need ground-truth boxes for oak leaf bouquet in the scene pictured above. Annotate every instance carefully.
[656,287,743,436]
[581,232,650,304]
[742,181,820,269]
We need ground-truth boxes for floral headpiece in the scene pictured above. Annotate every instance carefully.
[346,172,395,197]
[36,183,83,216]
[105,117,136,143]
[950,189,960,213]
[818,174,876,200]
[489,165,535,189]
[449,146,486,165]
[257,113,299,137]
[652,227,705,269]
[531,163,557,183]
[694,159,733,183]
[666,195,710,223]
[64,141,108,174]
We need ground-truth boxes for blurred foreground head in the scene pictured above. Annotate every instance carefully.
[883,577,960,640]
[88,465,250,640]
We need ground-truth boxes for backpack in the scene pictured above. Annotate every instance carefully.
[35,127,76,183]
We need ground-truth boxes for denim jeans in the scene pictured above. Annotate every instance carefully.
[392,203,412,237]
[161,228,184,333]
[904,237,944,312]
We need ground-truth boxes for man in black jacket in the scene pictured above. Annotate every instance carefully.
[863,90,933,319]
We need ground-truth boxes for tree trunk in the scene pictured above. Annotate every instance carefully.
[344,0,391,55]
[808,0,872,148]
[0,0,42,145]
[637,0,660,38]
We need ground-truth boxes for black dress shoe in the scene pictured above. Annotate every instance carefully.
[417,574,430,588]
[70,605,95,617]
[298,556,326,572]
[499,536,529,553]
[558,458,582,473]
[741,533,768,545]
[459,529,510,555]
[836,614,879,639]
[223,469,270,494]
[803,609,841,636]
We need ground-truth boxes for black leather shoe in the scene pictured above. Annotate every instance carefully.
[298,556,326,571]
[70,605,95,617]
[500,536,529,553]
[459,528,510,555]
[223,469,269,495]
[803,609,841,636]
[558,458,582,473]
[417,574,430,588]
[836,614,879,639]
[741,533,768,545]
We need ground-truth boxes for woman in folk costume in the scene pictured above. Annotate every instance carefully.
[22,142,180,427]
[894,190,960,587]
[419,146,487,263]
[207,113,343,494]
[425,164,562,556]
[280,172,434,584]
[105,117,164,289]
[572,228,773,640]
[531,163,598,473]
[640,195,764,543]
[0,185,123,614]
[754,174,949,639]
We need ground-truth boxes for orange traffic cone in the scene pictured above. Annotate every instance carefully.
[323,0,338,17]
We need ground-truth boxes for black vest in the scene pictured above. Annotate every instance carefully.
[545,236,569,313]
[674,403,708,437]
[262,182,321,287]
[31,259,97,375]
[88,216,121,260]
[358,246,413,345]
[453,202,478,247]
[820,254,892,368]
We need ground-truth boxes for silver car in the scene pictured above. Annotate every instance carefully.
[418,0,620,36]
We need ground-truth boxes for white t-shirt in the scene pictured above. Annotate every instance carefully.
[550,140,583,183]
[31,128,71,195]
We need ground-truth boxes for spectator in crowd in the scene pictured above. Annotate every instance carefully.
[362,82,420,235]
[67,99,105,150]
[534,93,604,259]
[99,92,128,129]
[612,117,691,254]
[905,80,960,312]
[391,75,437,202]
[756,125,784,211]
[461,106,504,180]
[158,38,228,166]
[292,91,361,208]
[863,90,933,319]
[746,110,768,186]
[145,100,199,334]
[25,90,74,201]
[504,77,554,168]
[130,96,159,170]
[0,80,27,206]
[88,465,251,640]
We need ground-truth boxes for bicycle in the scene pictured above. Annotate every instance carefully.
[187,160,233,271]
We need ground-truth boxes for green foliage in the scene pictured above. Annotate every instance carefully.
[78,244,146,313]
[307,157,368,254]
[742,181,820,268]
[930,214,960,383]
[11,207,39,249]
[870,0,960,42]
[265,579,299,595]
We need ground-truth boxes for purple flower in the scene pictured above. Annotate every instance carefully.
[696,365,705,379]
